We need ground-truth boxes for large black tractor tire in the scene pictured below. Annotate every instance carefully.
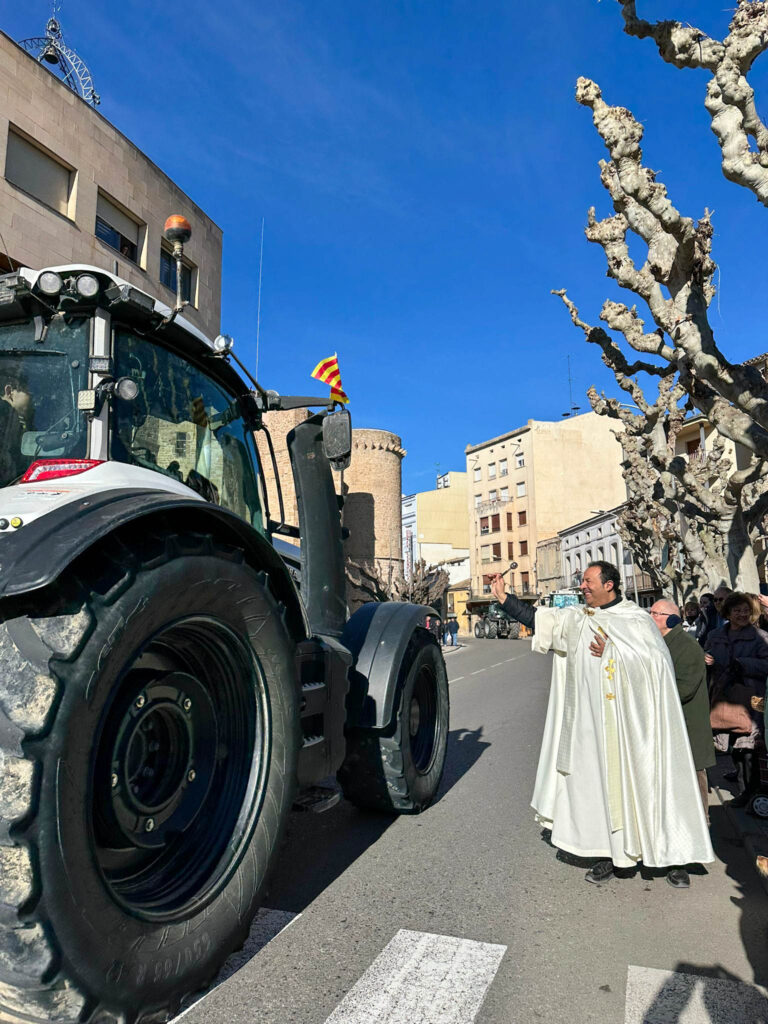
[508,620,521,640]
[338,630,449,814]
[0,530,300,1024]
[485,621,498,639]
[474,622,483,639]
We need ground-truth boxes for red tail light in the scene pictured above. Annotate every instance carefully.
[20,459,104,483]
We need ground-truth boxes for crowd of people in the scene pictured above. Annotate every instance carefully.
[682,587,768,810]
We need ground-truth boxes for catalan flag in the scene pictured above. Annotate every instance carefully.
[310,353,349,404]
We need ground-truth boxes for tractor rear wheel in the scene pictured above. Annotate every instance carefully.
[474,622,483,638]
[508,621,521,640]
[485,621,498,639]
[339,630,448,814]
[0,530,299,1024]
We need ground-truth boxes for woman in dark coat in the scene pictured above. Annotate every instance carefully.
[696,593,718,647]
[705,592,768,806]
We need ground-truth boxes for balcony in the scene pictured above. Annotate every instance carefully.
[475,497,511,515]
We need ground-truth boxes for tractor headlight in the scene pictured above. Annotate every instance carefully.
[38,271,63,296]
[76,274,100,298]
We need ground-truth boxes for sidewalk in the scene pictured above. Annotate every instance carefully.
[710,757,768,894]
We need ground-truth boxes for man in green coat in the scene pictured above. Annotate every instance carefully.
[651,599,716,828]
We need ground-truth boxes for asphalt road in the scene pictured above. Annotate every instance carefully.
[180,637,768,1024]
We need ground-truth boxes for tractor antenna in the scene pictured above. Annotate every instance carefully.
[255,218,264,377]
[561,355,581,418]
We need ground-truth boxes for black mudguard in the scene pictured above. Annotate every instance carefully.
[0,488,309,639]
[341,601,438,730]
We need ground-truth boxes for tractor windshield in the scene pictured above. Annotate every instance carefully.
[0,317,90,487]
[112,328,264,530]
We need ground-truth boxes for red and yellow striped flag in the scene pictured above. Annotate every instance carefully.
[310,353,349,404]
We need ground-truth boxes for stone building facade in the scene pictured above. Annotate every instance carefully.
[0,29,222,339]
[465,413,626,623]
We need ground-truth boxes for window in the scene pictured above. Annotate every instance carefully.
[482,574,494,594]
[499,459,508,477]
[519,511,527,526]
[500,486,509,501]
[5,127,72,216]
[481,545,491,564]
[516,452,525,468]
[516,482,526,498]
[95,192,141,263]
[113,329,263,529]
[597,546,604,561]
[488,463,496,479]
[474,493,482,508]
[521,571,530,593]
[473,466,482,481]
[447,593,455,612]
[480,516,490,535]
[507,512,514,531]
[489,489,497,502]
[492,543,502,561]
[175,431,188,457]
[160,247,194,304]
[520,540,528,556]
[491,513,500,532]
[508,542,515,559]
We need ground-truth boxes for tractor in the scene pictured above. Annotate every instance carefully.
[0,220,449,1023]
[473,600,520,639]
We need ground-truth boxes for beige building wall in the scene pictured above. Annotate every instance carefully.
[415,472,469,554]
[465,412,625,602]
[535,536,562,599]
[0,30,222,339]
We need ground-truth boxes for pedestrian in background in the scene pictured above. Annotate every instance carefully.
[445,616,459,647]
[682,602,700,636]
[705,592,768,808]
[696,594,718,647]
[650,600,716,853]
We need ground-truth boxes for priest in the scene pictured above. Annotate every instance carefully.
[491,562,714,886]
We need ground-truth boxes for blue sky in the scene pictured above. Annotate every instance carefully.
[4,2,767,492]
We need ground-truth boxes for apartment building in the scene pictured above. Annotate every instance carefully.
[401,471,470,584]
[465,413,626,603]
[0,29,222,339]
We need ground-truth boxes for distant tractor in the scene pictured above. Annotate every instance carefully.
[473,601,521,639]
[0,220,449,1023]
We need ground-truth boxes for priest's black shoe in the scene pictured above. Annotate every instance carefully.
[585,860,614,885]
[666,868,690,889]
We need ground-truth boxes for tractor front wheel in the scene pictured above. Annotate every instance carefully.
[0,530,299,1024]
[339,630,448,814]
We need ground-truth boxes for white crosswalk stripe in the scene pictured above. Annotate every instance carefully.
[625,965,768,1023]
[322,929,506,1024]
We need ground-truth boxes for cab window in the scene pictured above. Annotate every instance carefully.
[112,328,263,530]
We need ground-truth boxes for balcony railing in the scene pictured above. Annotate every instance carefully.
[475,497,511,515]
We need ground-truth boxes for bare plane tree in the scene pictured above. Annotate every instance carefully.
[554,15,768,591]
[346,558,449,609]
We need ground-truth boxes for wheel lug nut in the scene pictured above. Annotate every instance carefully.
[111,773,118,789]
[145,818,155,832]
[187,769,196,782]
[182,698,192,712]
[135,694,146,709]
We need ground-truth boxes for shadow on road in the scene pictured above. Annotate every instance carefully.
[637,961,768,1023]
[434,725,492,803]
[264,726,490,914]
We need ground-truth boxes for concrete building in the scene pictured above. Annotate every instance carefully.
[465,413,626,612]
[558,505,659,608]
[401,471,470,585]
[0,28,222,339]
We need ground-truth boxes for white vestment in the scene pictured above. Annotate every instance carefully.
[531,599,714,868]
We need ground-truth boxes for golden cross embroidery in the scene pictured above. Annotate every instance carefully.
[606,693,615,700]
[605,658,616,681]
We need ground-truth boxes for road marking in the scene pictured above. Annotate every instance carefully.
[323,928,506,1024]
[491,662,504,668]
[471,669,485,676]
[450,676,464,682]
[625,965,768,1023]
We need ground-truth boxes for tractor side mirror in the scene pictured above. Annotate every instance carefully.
[322,409,352,471]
